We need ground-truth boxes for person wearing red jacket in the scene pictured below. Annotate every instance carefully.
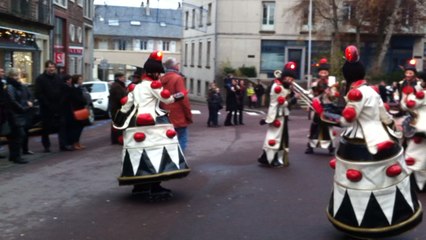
[160,58,193,151]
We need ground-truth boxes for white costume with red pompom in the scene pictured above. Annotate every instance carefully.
[327,80,422,239]
[257,79,290,167]
[403,88,426,191]
[113,77,190,186]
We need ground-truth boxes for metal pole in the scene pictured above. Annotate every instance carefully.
[307,0,313,89]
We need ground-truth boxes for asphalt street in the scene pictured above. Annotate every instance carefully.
[0,102,424,240]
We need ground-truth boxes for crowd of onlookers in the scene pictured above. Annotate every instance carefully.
[206,74,266,128]
[0,61,91,164]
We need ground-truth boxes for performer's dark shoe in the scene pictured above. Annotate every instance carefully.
[271,161,284,168]
[305,147,314,154]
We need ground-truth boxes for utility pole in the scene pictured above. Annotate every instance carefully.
[307,0,313,89]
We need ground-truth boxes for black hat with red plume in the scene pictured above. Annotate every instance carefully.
[403,59,417,73]
[282,61,297,79]
[144,51,165,73]
[317,58,330,72]
[342,45,365,85]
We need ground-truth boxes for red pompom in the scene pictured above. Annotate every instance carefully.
[151,81,162,89]
[376,140,394,152]
[118,135,124,145]
[412,136,423,144]
[384,103,390,112]
[405,157,416,166]
[161,89,171,98]
[120,96,128,105]
[133,132,146,142]
[416,91,425,99]
[312,98,324,115]
[345,45,359,63]
[342,106,356,122]
[402,86,414,95]
[371,85,379,94]
[347,89,363,101]
[166,129,177,138]
[406,100,416,108]
[329,158,336,169]
[272,120,281,128]
[274,86,282,94]
[149,51,163,61]
[136,113,155,126]
[268,139,276,146]
[319,58,328,64]
[277,96,286,105]
[346,169,362,182]
[128,83,136,92]
[386,164,402,177]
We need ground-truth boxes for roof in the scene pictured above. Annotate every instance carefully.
[94,5,182,39]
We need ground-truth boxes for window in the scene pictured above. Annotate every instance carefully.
[54,0,67,8]
[84,0,93,19]
[262,2,275,31]
[54,17,64,47]
[198,42,202,67]
[163,41,170,51]
[108,20,119,26]
[185,11,189,30]
[184,43,188,66]
[69,24,75,42]
[130,21,141,26]
[98,40,108,50]
[77,0,83,7]
[206,41,211,68]
[190,42,195,66]
[342,1,355,23]
[207,3,212,25]
[199,6,203,27]
[190,78,194,94]
[302,1,315,26]
[115,39,127,50]
[192,9,196,28]
[197,80,201,96]
[140,40,148,50]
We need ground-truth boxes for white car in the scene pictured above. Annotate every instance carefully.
[82,81,110,118]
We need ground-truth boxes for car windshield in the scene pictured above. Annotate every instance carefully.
[83,83,107,93]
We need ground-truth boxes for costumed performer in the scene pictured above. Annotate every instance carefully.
[112,51,190,200]
[322,46,422,239]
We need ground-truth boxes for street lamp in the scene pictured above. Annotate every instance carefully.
[307,0,313,89]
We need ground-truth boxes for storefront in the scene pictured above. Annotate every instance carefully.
[0,27,41,84]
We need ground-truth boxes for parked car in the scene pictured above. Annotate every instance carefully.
[82,81,110,118]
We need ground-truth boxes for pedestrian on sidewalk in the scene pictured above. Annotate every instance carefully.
[207,82,222,127]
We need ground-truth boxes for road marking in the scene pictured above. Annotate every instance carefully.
[191,110,201,114]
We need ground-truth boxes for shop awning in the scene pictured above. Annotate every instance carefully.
[0,41,39,51]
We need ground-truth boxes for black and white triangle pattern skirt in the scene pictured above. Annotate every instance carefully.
[327,138,422,239]
[117,124,190,186]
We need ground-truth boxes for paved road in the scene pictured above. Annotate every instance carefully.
[0,103,424,240]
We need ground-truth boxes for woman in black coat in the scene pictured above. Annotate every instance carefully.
[5,68,33,163]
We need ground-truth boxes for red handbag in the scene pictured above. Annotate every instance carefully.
[73,108,90,121]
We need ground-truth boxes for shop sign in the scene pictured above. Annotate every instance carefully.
[69,46,83,55]
[55,52,65,66]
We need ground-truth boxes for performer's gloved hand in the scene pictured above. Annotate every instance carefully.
[259,119,267,125]
[113,110,128,127]
[173,92,185,101]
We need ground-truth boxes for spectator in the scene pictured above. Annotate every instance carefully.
[254,79,265,107]
[378,80,388,103]
[160,57,193,151]
[246,82,255,108]
[108,72,127,144]
[20,75,35,155]
[34,60,64,152]
[69,74,88,150]
[5,68,33,164]
[207,82,223,127]
[224,78,239,126]
[236,80,245,125]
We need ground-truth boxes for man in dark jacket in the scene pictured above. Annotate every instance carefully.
[108,72,127,144]
[34,60,65,152]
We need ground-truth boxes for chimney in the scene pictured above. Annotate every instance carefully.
[145,0,150,15]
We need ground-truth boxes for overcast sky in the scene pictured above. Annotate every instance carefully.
[93,0,182,9]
